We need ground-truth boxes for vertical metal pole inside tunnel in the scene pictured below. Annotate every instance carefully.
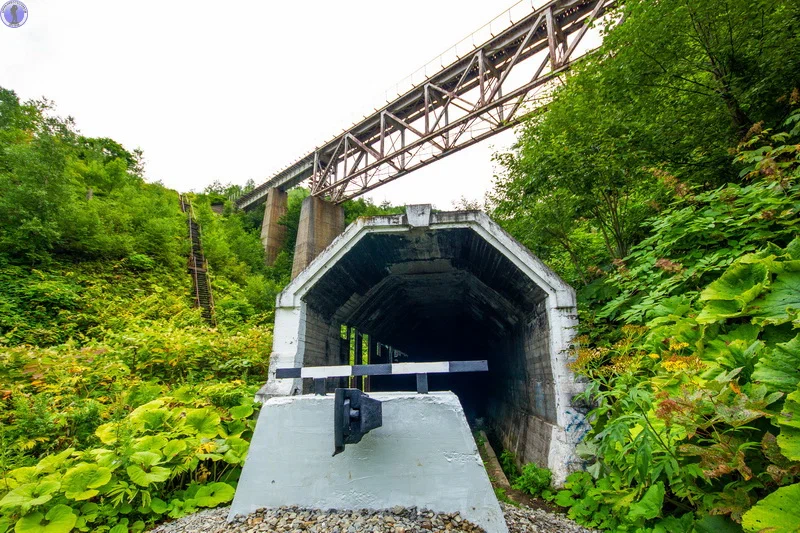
[354,330,363,391]
[366,336,376,392]
[343,326,352,388]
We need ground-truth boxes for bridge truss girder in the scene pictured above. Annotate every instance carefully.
[236,0,614,209]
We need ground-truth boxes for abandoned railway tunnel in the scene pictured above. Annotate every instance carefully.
[258,205,588,483]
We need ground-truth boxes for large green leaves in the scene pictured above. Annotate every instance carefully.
[129,400,171,432]
[193,482,235,508]
[0,481,60,513]
[125,465,171,487]
[741,483,800,533]
[693,515,744,533]
[752,335,800,393]
[628,482,665,521]
[149,498,169,515]
[228,404,253,420]
[184,409,221,439]
[692,239,800,328]
[61,463,111,501]
[93,423,118,446]
[162,440,187,462]
[125,452,171,487]
[14,504,77,533]
[776,387,800,461]
[699,262,769,316]
[221,436,250,465]
[35,451,74,476]
[750,271,800,327]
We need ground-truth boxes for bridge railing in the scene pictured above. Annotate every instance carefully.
[236,0,616,210]
[385,0,548,103]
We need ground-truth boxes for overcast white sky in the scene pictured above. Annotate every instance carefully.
[0,0,524,209]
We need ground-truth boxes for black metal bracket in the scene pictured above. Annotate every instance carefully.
[333,388,383,456]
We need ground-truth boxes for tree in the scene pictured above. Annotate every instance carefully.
[491,0,800,283]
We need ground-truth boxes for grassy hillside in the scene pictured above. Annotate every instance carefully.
[0,88,273,533]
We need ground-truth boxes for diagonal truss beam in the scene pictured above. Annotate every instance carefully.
[236,0,614,209]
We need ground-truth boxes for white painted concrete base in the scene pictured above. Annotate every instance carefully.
[229,392,508,533]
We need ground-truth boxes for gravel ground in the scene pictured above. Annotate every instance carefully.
[500,503,596,533]
[147,504,596,533]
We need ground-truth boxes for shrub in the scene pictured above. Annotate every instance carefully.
[499,450,519,482]
[511,463,552,498]
[127,254,155,271]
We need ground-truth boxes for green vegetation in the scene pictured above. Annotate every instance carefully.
[511,464,552,499]
[493,487,517,507]
[499,450,519,483]
[0,88,271,532]
[491,0,800,530]
[499,450,554,500]
[492,0,800,286]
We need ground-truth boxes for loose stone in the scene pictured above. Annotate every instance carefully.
[146,503,597,533]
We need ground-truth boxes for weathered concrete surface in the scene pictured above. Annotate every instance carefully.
[260,188,288,265]
[291,196,345,279]
[229,392,508,533]
[259,205,586,485]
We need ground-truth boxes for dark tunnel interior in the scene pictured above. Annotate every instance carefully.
[369,312,497,421]
[300,228,560,433]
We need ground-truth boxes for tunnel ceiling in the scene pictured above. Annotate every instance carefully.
[303,228,548,341]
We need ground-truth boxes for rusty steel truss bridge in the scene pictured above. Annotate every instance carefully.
[235,0,614,210]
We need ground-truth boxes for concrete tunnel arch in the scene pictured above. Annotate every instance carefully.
[257,205,589,484]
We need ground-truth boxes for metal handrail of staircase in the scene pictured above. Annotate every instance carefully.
[204,256,216,324]
[181,195,204,313]
[192,199,216,326]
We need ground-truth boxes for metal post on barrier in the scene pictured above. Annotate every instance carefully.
[416,374,429,394]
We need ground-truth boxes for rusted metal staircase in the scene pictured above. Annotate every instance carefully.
[180,194,216,325]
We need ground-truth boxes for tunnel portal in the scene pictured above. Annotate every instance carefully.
[259,205,587,484]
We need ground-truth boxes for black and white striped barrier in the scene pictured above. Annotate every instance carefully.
[276,361,489,454]
[275,360,488,394]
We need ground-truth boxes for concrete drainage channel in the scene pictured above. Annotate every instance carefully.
[147,207,595,533]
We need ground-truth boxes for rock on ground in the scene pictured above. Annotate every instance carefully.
[147,504,595,533]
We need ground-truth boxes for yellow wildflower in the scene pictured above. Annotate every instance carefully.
[668,341,690,351]
[662,355,703,373]
[197,442,217,454]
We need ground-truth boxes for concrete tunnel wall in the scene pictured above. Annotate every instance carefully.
[256,205,589,484]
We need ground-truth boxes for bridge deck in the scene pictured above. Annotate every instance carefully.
[236,0,614,210]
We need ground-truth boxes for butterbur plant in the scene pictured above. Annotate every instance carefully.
[0,391,257,533]
[566,238,800,531]
[556,111,800,531]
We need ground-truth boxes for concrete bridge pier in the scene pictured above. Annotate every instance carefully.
[260,188,288,265]
[291,196,344,279]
